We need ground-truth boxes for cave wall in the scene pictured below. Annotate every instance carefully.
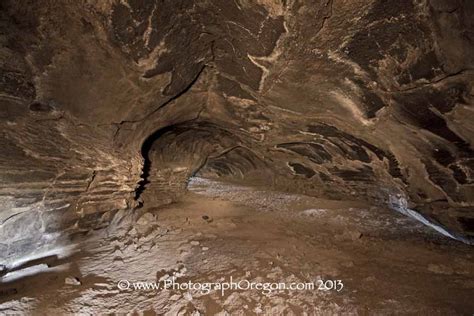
[1,0,473,247]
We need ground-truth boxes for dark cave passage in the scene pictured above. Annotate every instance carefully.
[134,124,180,202]
[134,122,266,207]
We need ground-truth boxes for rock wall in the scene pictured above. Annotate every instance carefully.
[1,0,473,245]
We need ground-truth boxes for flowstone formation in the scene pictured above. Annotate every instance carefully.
[1,0,473,257]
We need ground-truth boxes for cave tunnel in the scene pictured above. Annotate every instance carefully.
[1,0,474,314]
[136,121,272,209]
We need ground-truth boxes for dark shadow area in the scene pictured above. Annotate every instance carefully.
[134,124,182,202]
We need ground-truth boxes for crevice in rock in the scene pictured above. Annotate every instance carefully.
[134,124,181,203]
[112,64,207,135]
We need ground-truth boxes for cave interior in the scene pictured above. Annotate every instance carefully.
[0,0,473,314]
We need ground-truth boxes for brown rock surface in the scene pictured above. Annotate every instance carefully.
[0,0,473,312]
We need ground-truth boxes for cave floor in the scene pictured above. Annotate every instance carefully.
[1,178,473,315]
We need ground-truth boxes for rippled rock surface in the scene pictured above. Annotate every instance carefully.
[1,0,473,254]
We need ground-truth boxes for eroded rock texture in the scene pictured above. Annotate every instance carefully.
[1,0,473,250]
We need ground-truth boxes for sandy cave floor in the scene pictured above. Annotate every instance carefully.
[0,178,473,315]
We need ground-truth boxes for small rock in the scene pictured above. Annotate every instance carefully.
[190,240,200,246]
[347,231,363,240]
[128,228,138,237]
[202,247,209,251]
[65,276,81,286]
[202,215,213,223]
[137,212,155,226]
